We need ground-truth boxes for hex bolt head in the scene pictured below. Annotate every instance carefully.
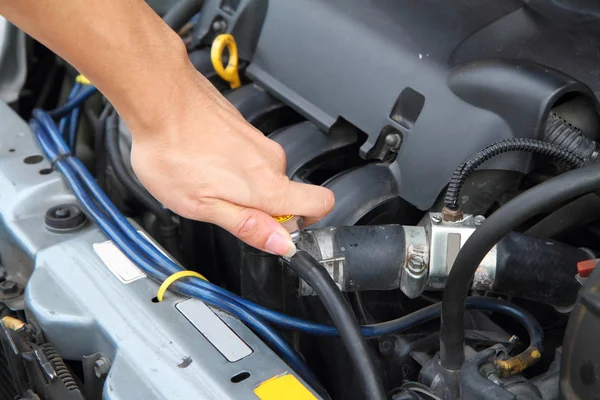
[378,336,396,356]
[408,256,425,274]
[212,20,227,32]
[53,207,70,219]
[0,280,18,294]
[93,357,111,378]
[431,214,442,224]
[474,215,486,226]
[384,133,402,149]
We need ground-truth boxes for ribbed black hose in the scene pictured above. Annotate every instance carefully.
[440,162,600,371]
[289,251,385,400]
[543,111,600,163]
[163,0,204,32]
[444,138,585,211]
[105,113,182,259]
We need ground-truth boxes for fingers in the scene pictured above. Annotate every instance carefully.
[263,180,336,219]
[200,198,297,257]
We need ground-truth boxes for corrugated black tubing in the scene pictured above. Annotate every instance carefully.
[289,251,386,400]
[440,162,600,370]
[444,138,585,211]
[543,111,600,163]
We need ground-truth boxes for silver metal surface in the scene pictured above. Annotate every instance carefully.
[425,212,497,291]
[299,227,345,296]
[0,101,320,399]
[400,226,429,299]
[176,299,253,362]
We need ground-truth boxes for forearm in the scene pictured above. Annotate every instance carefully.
[0,0,193,132]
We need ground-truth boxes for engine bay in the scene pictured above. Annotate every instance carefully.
[1,1,600,399]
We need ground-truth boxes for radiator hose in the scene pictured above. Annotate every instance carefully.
[440,162,600,371]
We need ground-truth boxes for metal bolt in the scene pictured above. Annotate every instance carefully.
[0,280,18,294]
[93,357,111,378]
[408,256,425,274]
[378,337,396,356]
[384,133,401,149]
[431,214,442,224]
[212,19,227,32]
[53,207,70,219]
[486,372,502,386]
[474,215,486,226]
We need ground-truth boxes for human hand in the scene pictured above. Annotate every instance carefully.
[124,68,335,257]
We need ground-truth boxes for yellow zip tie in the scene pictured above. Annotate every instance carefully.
[157,270,209,302]
[75,74,92,85]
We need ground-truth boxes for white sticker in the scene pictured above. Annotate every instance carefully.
[93,240,146,283]
[93,231,169,284]
[177,299,253,362]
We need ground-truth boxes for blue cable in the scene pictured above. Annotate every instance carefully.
[31,108,545,347]
[58,83,81,137]
[31,120,325,392]
[49,85,97,119]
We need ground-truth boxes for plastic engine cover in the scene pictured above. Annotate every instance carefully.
[248,0,600,210]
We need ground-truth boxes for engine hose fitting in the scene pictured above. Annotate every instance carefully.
[495,345,542,377]
[444,138,585,211]
[543,111,600,164]
[40,343,80,392]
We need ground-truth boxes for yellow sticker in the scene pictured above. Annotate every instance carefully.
[273,215,295,224]
[254,373,317,400]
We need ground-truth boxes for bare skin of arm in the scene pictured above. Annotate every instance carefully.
[0,0,335,256]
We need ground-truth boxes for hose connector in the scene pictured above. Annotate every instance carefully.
[494,345,542,377]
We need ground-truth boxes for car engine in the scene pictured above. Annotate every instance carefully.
[1,1,600,399]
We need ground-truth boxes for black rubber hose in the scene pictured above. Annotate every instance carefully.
[163,0,204,32]
[494,232,590,307]
[105,113,182,259]
[543,111,600,163]
[440,162,600,371]
[444,138,585,211]
[289,251,385,400]
[525,193,600,238]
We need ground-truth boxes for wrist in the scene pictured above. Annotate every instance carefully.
[114,38,197,137]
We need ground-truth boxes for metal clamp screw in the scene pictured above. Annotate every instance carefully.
[93,357,111,378]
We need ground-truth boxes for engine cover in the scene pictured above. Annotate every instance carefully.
[247,0,600,210]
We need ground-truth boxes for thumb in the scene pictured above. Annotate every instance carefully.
[201,198,297,257]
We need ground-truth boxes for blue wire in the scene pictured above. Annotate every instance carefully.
[58,83,81,137]
[49,85,97,119]
[30,108,545,348]
[31,120,325,391]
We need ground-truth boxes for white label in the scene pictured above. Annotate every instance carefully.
[93,240,146,283]
[177,299,253,362]
[93,231,175,284]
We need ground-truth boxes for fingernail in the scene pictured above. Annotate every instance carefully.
[265,232,297,257]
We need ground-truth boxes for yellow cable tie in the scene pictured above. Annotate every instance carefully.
[210,33,241,89]
[75,74,92,85]
[157,270,209,302]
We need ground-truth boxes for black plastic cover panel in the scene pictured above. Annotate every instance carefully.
[247,0,600,210]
